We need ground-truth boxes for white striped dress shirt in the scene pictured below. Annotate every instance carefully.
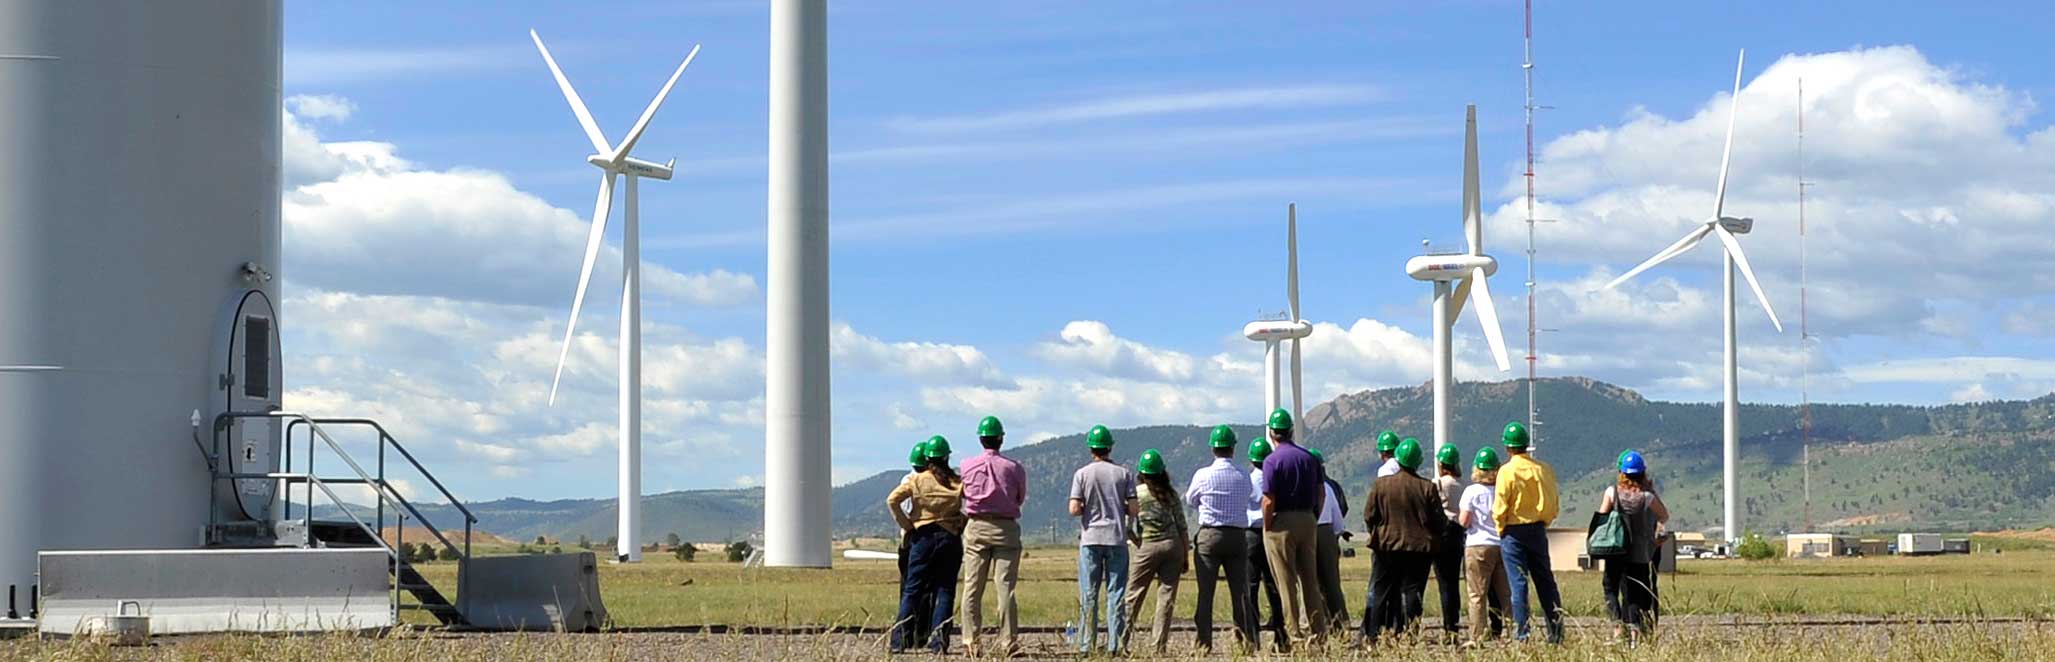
[1184,458,1254,528]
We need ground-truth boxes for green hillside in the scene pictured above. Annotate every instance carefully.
[390,378,2055,544]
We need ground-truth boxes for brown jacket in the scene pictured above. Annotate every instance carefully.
[1363,471,1448,553]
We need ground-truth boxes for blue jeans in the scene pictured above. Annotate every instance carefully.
[1499,523,1563,642]
[894,525,962,652]
[1077,543,1130,652]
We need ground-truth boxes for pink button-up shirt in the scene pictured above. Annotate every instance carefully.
[959,449,1027,519]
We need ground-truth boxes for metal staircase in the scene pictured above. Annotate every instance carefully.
[207,412,479,627]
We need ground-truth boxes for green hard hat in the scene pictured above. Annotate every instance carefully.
[1436,443,1461,468]
[1137,448,1167,476]
[1395,438,1425,471]
[1267,408,1293,431]
[978,415,1005,438]
[1502,421,1530,449]
[1248,436,1273,464]
[1376,430,1400,453]
[909,441,928,469]
[923,435,951,459]
[1308,448,1325,464]
[1209,425,1238,449]
[1086,425,1114,450]
[1473,446,1501,472]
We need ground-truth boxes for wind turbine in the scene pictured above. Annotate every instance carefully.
[532,29,702,563]
[1603,50,1782,547]
[1243,204,1313,429]
[1404,105,1514,470]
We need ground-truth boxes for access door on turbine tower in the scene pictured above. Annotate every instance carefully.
[210,289,283,525]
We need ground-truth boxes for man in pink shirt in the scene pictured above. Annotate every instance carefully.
[958,415,1028,656]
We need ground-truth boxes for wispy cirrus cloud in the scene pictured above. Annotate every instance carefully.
[884,84,1382,134]
[287,45,531,85]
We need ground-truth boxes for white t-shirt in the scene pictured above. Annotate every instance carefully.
[1317,482,1344,527]
[1377,458,1401,478]
[1461,483,1500,547]
[1246,468,1266,527]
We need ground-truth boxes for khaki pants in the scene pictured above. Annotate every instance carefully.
[1120,538,1185,653]
[1463,545,1512,642]
[1314,523,1349,633]
[958,518,1022,654]
[1262,511,1327,649]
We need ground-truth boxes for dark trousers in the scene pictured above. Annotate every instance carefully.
[893,525,962,652]
[1193,527,1255,651]
[1362,550,1432,644]
[1432,524,1464,633]
[1500,522,1564,643]
[1243,526,1285,632]
[1603,559,1657,631]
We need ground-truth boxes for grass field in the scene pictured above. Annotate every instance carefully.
[406,542,2055,628]
[5,542,2052,659]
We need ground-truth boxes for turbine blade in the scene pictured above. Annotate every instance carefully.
[614,44,702,162]
[530,30,614,156]
[1468,270,1513,372]
[1287,203,1300,322]
[549,172,618,404]
[1290,336,1304,427]
[1463,104,1482,256]
[1603,223,1714,290]
[1712,223,1785,333]
[1449,276,1473,322]
[1714,49,1744,219]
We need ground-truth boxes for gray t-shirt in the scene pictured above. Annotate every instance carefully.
[1069,460,1137,546]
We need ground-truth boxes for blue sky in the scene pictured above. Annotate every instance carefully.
[277,2,2055,501]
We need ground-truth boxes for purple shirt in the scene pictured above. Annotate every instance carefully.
[1261,442,1324,513]
[960,449,1027,519]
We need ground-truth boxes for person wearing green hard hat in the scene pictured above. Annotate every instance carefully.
[1492,421,1563,644]
[1458,446,1511,644]
[1374,430,1403,478]
[1069,425,1139,654]
[1597,449,1669,642]
[886,435,966,654]
[1360,438,1447,645]
[1120,448,1189,654]
[1306,448,1352,636]
[959,416,1028,657]
[892,439,929,634]
[1240,433,1287,644]
[1255,407,1330,650]
[1185,425,1259,653]
[1424,442,1469,641]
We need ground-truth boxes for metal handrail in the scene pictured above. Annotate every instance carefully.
[219,412,467,560]
[298,473,404,622]
[287,418,477,524]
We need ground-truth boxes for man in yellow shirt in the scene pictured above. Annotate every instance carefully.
[1491,422,1563,644]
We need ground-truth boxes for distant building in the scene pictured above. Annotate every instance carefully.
[1854,539,1891,557]
[1786,533,1857,558]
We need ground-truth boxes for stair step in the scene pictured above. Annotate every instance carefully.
[397,583,434,592]
[399,603,459,613]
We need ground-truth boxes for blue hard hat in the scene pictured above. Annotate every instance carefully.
[1618,450,1647,475]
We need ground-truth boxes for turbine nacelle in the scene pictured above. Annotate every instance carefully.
[1243,319,1313,342]
[1406,254,1499,282]
[588,154,677,180]
[1718,216,1753,234]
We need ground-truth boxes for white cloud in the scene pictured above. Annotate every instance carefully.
[281,100,758,310]
[886,84,1381,133]
[286,45,531,85]
[286,94,357,122]
[831,323,1008,386]
[1033,321,1199,383]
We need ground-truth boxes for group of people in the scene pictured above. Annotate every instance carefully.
[882,410,1670,656]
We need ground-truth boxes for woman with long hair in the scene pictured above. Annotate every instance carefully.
[886,436,966,654]
[1120,448,1189,654]
[1598,450,1669,642]
[1458,447,1510,645]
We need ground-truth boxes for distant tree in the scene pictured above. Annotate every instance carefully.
[550,546,563,555]
[438,545,461,561]
[535,536,548,546]
[675,543,697,562]
[415,543,437,562]
[725,541,753,563]
[1735,533,1777,561]
[606,536,618,550]
[665,532,683,549]
[515,543,534,555]
[577,534,592,550]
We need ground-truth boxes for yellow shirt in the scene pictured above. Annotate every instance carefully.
[888,471,966,534]
[1492,453,1558,531]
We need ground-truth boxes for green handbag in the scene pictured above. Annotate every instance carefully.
[1587,509,1630,558]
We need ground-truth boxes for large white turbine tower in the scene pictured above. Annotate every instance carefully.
[1604,51,1783,547]
[1244,204,1313,426]
[1405,105,1514,468]
[532,30,702,563]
